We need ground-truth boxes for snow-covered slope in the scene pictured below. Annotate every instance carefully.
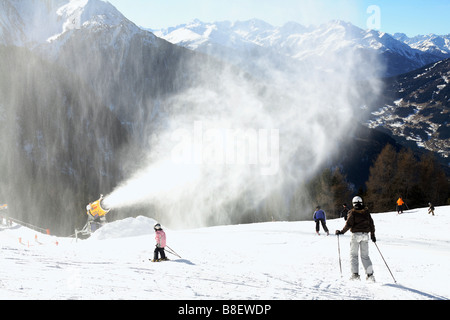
[1,207,449,300]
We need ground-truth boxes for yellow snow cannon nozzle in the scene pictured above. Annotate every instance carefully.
[86,195,111,218]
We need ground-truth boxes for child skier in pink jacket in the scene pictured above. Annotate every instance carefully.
[152,223,168,262]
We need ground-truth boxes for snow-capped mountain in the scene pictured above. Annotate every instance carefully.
[394,33,450,59]
[0,0,132,47]
[153,18,450,161]
[0,0,206,126]
[154,19,448,77]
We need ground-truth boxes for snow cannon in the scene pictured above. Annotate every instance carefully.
[86,194,111,219]
[75,195,111,240]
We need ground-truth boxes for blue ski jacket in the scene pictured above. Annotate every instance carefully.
[313,209,326,221]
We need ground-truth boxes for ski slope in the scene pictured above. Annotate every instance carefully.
[0,206,449,300]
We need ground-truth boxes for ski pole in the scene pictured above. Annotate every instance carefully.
[166,245,182,259]
[374,242,397,284]
[165,249,179,258]
[337,234,342,277]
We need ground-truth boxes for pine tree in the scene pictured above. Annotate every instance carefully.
[365,144,449,212]
[330,167,353,216]
[393,148,420,203]
[418,153,449,206]
[307,167,352,218]
[365,144,398,212]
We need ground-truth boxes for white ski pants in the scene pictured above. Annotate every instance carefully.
[350,232,373,275]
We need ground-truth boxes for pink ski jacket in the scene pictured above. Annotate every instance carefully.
[155,229,166,248]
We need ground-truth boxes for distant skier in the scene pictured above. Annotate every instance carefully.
[396,197,404,214]
[335,196,376,281]
[428,203,435,216]
[340,203,349,221]
[152,223,168,262]
[313,206,329,236]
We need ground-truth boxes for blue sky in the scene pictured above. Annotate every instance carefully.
[108,0,449,36]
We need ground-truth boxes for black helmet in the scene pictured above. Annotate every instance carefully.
[352,196,364,210]
[154,223,162,230]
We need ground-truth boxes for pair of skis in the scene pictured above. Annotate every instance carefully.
[150,245,182,262]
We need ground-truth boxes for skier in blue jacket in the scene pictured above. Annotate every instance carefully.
[313,206,329,235]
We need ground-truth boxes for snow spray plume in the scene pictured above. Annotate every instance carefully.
[104,30,383,230]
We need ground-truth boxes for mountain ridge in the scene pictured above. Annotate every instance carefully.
[153,18,449,77]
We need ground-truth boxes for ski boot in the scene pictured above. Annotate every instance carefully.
[366,273,375,282]
[350,273,360,281]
